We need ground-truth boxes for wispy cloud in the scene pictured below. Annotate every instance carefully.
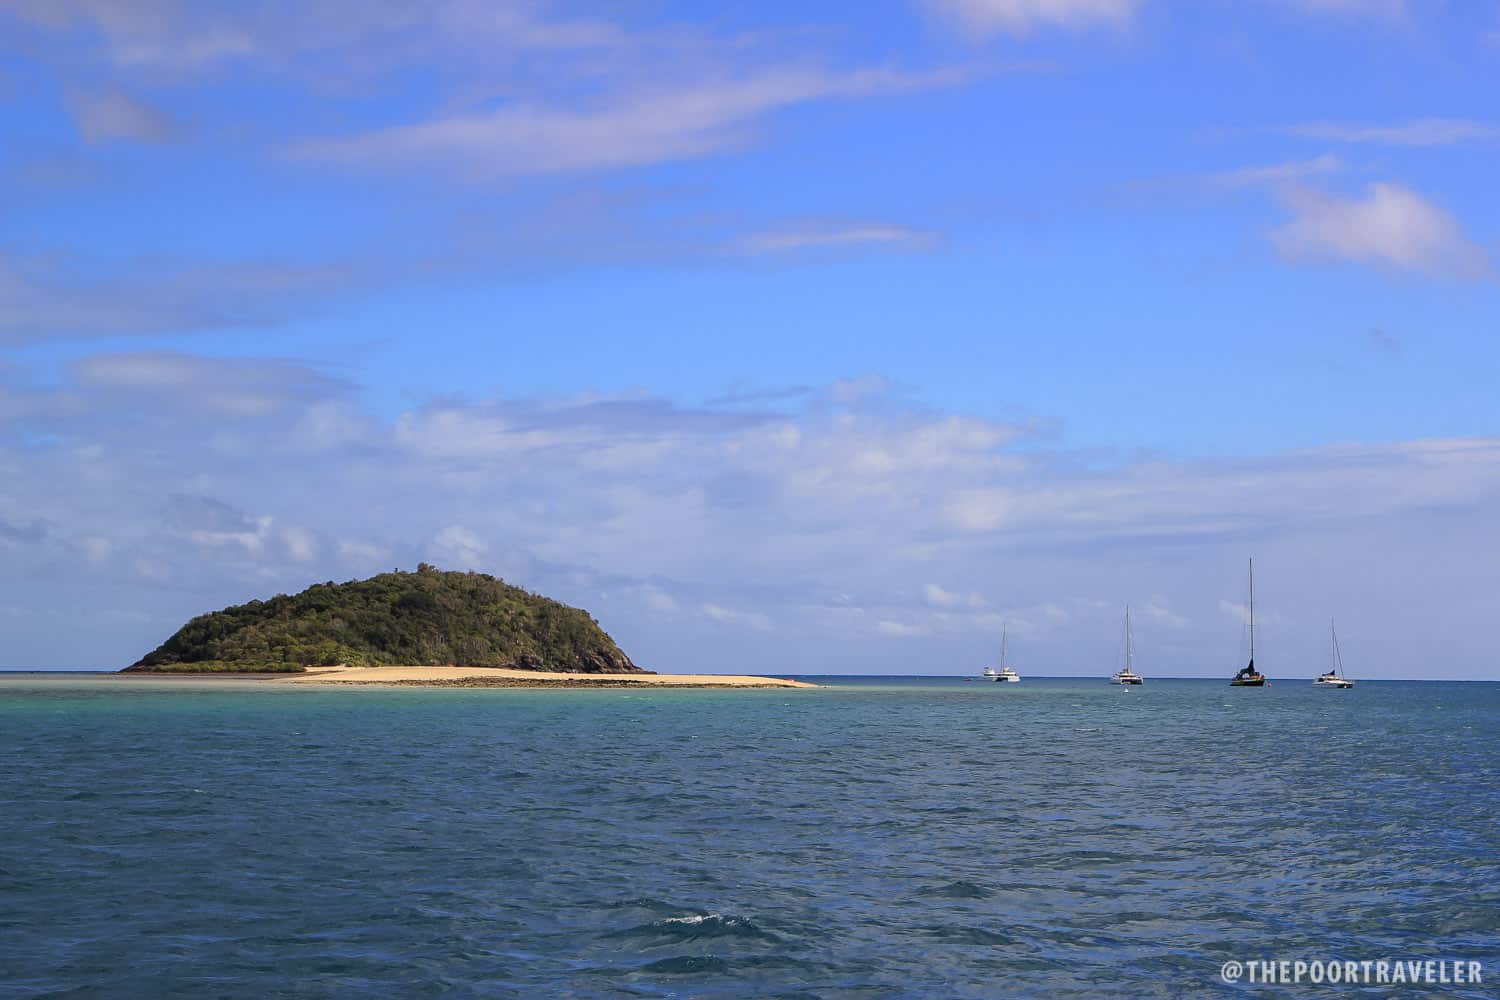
[1139,598,1187,629]
[0,205,945,344]
[1270,182,1490,279]
[0,0,620,73]
[1280,119,1500,147]
[1199,154,1343,189]
[920,0,1404,39]
[702,603,773,631]
[876,619,927,637]
[73,351,351,417]
[1219,599,1250,624]
[292,66,969,178]
[744,221,938,254]
[66,89,181,144]
[0,255,359,343]
[924,583,987,608]
[5,2,977,188]
[1135,154,1342,193]
[1219,598,1286,628]
[925,0,1140,37]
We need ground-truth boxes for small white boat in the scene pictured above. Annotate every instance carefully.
[1111,606,1144,685]
[992,629,1020,682]
[1314,620,1355,688]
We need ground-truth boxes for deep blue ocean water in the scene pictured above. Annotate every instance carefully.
[2,675,1497,999]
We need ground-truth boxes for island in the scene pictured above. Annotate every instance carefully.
[122,565,814,689]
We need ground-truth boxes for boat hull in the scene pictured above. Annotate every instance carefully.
[1229,676,1265,687]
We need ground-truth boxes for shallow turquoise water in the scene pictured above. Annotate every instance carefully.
[2,676,1497,998]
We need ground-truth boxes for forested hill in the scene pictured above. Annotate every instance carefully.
[123,565,644,674]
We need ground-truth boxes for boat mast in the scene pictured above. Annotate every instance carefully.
[1001,627,1008,670]
[1332,619,1344,678]
[1248,558,1255,669]
[1125,606,1133,672]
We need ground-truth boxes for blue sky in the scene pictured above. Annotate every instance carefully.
[1,0,1497,677]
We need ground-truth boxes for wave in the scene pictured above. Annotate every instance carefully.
[607,912,779,944]
[919,880,993,899]
[639,955,732,975]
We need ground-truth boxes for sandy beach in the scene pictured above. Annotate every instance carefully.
[275,665,818,689]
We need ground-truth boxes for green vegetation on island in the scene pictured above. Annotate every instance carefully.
[124,565,643,674]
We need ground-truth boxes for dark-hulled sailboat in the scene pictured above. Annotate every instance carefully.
[1230,559,1266,687]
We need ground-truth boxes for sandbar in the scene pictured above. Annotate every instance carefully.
[275,665,818,689]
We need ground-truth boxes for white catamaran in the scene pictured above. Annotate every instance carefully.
[1314,620,1355,688]
[992,629,1020,683]
[1111,607,1144,685]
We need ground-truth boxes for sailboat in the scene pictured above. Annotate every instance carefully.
[992,628,1020,682]
[1111,606,1144,684]
[1230,558,1266,687]
[1314,620,1355,688]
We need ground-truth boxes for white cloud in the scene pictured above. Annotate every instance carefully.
[926,0,1139,36]
[637,586,681,614]
[76,536,113,563]
[338,539,390,566]
[1219,598,1285,628]
[1270,183,1490,279]
[924,583,986,608]
[294,403,373,451]
[1139,598,1186,629]
[430,525,488,569]
[877,620,927,637]
[282,526,319,563]
[701,603,772,631]
[185,516,273,556]
[1219,599,1250,625]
